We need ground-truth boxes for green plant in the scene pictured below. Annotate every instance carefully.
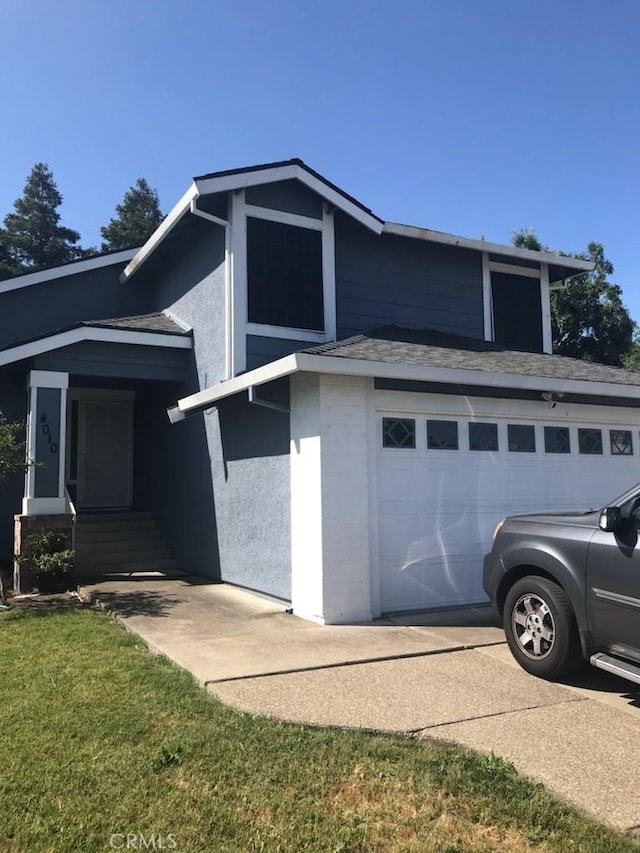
[19,530,74,575]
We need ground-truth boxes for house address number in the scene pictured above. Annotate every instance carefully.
[39,412,58,454]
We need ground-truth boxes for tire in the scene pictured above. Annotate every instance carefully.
[503,576,583,679]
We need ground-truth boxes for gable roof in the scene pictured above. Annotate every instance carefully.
[0,248,139,296]
[176,325,640,416]
[121,159,385,282]
[122,158,593,285]
[0,313,192,368]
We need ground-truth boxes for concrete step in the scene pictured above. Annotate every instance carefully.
[76,511,152,524]
[75,520,158,535]
[78,557,180,576]
[75,532,165,550]
[76,548,171,567]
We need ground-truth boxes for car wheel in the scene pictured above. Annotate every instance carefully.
[503,576,583,679]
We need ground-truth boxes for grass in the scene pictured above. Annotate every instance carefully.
[0,606,637,853]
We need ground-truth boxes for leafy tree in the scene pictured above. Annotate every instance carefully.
[1,163,84,274]
[0,230,18,279]
[511,230,635,367]
[100,178,163,251]
[0,413,25,481]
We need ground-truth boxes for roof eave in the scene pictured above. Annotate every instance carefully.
[120,183,199,282]
[195,162,383,234]
[176,351,640,416]
[383,222,594,274]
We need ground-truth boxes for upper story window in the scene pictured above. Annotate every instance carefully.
[483,257,550,354]
[247,217,324,331]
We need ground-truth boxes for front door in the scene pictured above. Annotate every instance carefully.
[77,400,133,509]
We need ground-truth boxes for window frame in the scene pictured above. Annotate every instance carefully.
[381,417,417,450]
[231,191,336,365]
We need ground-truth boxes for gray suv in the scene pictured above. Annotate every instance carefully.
[483,483,640,686]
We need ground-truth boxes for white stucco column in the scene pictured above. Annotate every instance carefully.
[290,372,374,624]
[22,370,69,515]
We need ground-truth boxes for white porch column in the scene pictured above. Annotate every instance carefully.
[290,373,374,624]
[22,370,69,515]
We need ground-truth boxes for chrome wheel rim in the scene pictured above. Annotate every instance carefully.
[511,593,555,660]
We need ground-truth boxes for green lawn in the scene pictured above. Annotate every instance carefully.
[0,606,637,853]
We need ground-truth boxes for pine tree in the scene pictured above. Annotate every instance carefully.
[1,163,84,274]
[100,178,163,251]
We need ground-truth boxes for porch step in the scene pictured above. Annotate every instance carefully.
[74,511,179,579]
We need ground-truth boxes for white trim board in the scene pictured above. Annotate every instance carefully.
[0,326,192,368]
[176,350,640,414]
[0,249,138,295]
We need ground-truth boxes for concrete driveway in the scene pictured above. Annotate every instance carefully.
[80,575,640,832]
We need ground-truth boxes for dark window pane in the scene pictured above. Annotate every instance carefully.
[469,422,498,451]
[544,426,570,454]
[610,430,633,456]
[491,272,543,353]
[247,217,324,330]
[382,418,416,449]
[508,424,536,453]
[427,420,458,450]
[578,428,603,455]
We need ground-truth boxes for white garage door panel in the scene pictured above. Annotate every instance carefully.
[377,403,640,613]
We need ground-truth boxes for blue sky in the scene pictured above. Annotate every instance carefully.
[1,0,639,316]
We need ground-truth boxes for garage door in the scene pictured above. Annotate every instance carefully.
[376,393,640,613]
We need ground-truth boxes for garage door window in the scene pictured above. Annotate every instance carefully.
[544,426,570,454]
[578,428,603,455]
[507,424,536,453]
[610,430,633,456]
[427,420,458,450]
[469,422,498,451]
[382,418,416,449]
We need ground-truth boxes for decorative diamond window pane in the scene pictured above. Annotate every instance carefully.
[507,424,536,453]
[578,428,603,455]
[544,426,570,454]
[610,430,633,456]
[469,422,498,451]
[427,420,458,450]
[382,418,416,449]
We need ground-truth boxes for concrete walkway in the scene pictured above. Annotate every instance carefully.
[80,575,640,832]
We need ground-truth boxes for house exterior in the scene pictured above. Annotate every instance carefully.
[3,158,640,623]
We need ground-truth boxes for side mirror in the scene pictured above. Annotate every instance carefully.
[599,507,621,532]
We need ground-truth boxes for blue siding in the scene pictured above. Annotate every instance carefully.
[0,366,28,560]
[246,180,323,219]
[0,265,124,350]
[34,341,190,382]
[335,214,484,339]
[246,335,314,371]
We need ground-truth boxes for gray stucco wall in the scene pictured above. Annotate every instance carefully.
[205,382,291,601]
[334,214,484,339]
[133,376,220,579]
[0,265,125,349]
[126,217,228,388]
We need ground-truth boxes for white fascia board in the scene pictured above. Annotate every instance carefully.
[196,164,384,234]
[178,354,299,412]
[0,249,138,296]
[120,183,199,282]
[383,222,594,274]
[176,350,640,415]
[0,326,192,368]
[294,353,640,401]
